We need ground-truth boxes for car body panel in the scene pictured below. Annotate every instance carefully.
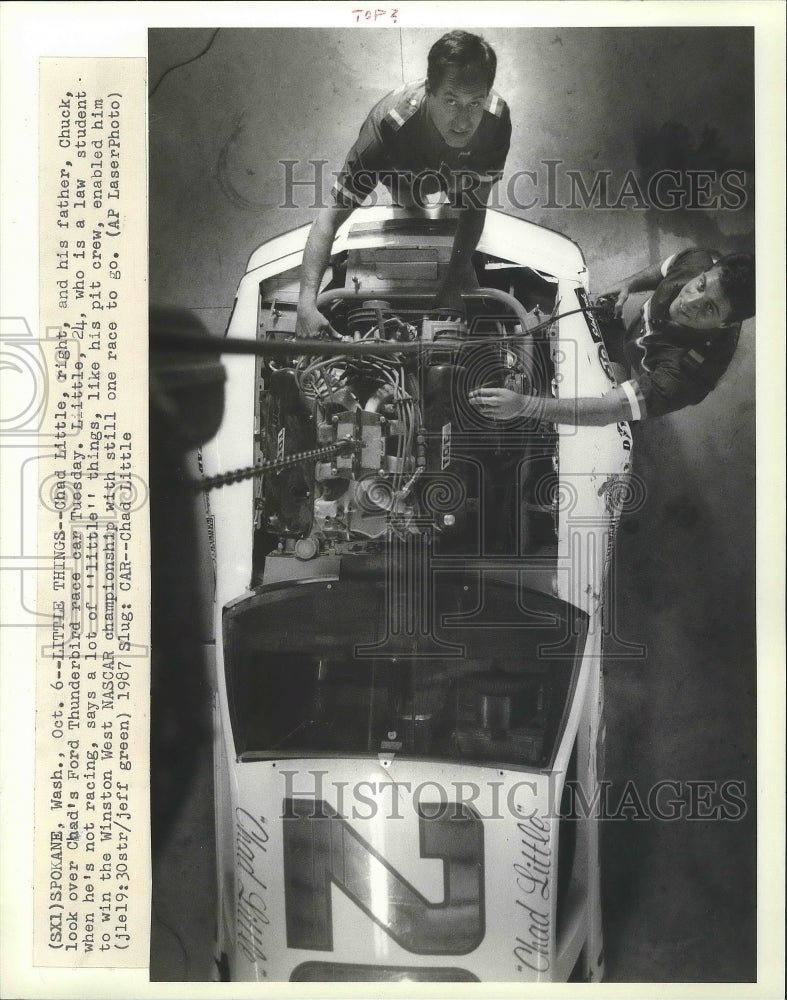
[204,205,629,982]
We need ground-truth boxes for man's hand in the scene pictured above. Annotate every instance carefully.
[472,383,635,427]
[595,282,632,319]
[468,387,543,421]
[295,302,339,340]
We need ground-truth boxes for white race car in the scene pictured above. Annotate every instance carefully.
[202,205,633,983]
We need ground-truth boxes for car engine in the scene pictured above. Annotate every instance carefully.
[251,287,559,582]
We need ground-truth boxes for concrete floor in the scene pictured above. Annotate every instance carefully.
[148,27,756,982]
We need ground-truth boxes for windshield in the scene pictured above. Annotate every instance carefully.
[224,572,586,769]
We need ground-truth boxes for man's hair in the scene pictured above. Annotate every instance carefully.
[715,252,755,322]
[427,31,497,93]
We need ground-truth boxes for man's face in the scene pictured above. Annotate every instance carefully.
[426,71,488,148]
[668,267,734,330]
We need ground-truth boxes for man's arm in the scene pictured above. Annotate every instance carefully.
[296,204,354,338]
[437,181,493,310]
[597,261,666,317]
[468,386,633,426]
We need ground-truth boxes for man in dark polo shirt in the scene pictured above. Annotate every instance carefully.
[296,31,511,338]
[469,249,756,425]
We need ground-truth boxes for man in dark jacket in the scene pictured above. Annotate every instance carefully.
[296,31,511,338]
[469,249,755,425]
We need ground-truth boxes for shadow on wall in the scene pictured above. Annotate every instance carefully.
[634,120,755,260]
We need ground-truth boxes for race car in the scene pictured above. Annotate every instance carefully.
[201,203,633,983]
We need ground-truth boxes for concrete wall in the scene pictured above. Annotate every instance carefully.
[149,27,755,981]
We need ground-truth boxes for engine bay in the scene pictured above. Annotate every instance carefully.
[251,253,563,584]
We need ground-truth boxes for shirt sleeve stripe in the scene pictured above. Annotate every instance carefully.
[619,379,643,421]
[487,94,502,116]
[660,252,678,277]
